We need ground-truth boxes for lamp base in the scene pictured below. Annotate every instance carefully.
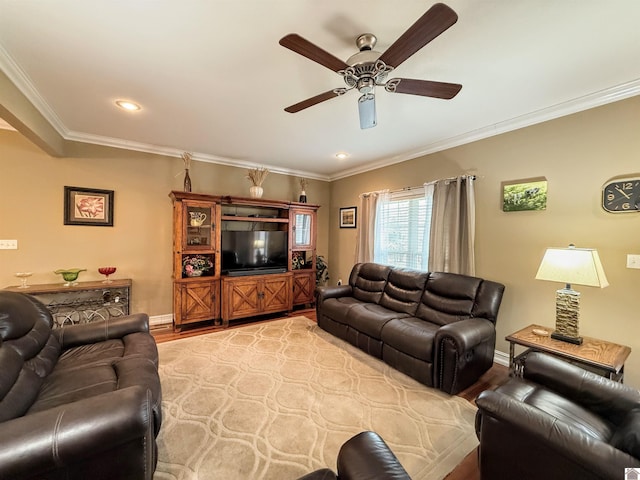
[553,287,583,345]
[550,331,583,345]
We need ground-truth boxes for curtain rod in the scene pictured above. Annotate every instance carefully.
[389,174,477,194]
[360,175,477,197]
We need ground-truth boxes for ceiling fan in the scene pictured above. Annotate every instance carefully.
[279,3,462,129]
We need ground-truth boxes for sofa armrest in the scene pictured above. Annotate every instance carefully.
[434,318,496,394]
[435,317,495,353]
[54,313,150,348]
[476,389,639,479]
[523,352,640,424]
[0,386,155,480]
[315,285,353,304]
[337,431,411,480]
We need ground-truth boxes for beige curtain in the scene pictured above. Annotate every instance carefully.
[355,190,388,263]
[427,176,476,275]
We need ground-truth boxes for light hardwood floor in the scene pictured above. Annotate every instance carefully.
[151,310,509,479]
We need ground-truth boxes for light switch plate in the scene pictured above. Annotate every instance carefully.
[0,239,18,249]
[627,254,640,269]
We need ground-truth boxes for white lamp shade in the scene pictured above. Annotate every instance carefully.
[535,247,609,288]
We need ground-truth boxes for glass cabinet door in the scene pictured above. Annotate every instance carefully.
[293,212,312,248]
[185,204,213,248]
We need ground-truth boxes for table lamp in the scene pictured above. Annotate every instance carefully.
[535,244,608,345]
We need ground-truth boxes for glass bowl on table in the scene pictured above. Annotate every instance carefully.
[54,268,86,287]
[98,266,117,283]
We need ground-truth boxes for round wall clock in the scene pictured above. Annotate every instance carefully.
[602,177,640,213]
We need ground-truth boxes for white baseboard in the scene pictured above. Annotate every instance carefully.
[494,349,509,367]
[150,313,173,328]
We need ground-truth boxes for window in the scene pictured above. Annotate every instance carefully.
[374,188,433,270]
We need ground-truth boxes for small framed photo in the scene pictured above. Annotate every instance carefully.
[339,206,357,228]
[64,186,114,226]
[502,178,547,212]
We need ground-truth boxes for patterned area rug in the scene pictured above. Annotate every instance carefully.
[154,317,478,480]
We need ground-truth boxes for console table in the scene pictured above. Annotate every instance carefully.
[4,279,131,328]
[506,324,631,382]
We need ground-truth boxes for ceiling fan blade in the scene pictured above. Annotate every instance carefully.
[358,93,377,129]
[386,78,461,99]
[279,34,350,72]
[378,3,458,68]
[284,90,342,113]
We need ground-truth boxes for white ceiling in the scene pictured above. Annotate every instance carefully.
[1,1,639,180]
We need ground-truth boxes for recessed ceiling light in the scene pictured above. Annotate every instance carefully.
[335,152,349,160]
[115,100,141,111]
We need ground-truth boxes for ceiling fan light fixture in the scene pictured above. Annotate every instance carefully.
[115,100,141,112]
[358,93,377,129]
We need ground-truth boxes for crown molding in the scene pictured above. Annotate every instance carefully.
[2,41,638,183]
[64,130,331,181]
[0,44,68,137]
[329,78,640,181]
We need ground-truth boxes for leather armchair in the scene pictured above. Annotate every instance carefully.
[475,352,640,480]
[0,291,161,480]
[298,431,411,480]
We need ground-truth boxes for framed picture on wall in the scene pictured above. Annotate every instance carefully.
[64,186,114,226]
[502,178,547,212]
[339,206,357,228]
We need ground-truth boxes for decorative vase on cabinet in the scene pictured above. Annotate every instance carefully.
[183,169,192,192]
[249,186,264,198]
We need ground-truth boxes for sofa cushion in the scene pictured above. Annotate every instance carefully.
[348,304,409,339]
[320,297,368,325]
[28,354,159,415]
[55,333,159,371]
[0,293,61,422]
[381,317,439,361]
[350,263,391,304]
[379,268,428,315]
[0,293,53,341]
[416,272,482,326]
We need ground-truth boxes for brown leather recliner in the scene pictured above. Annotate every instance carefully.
[298,431,411,480]
[0,291,162,480]
[475,352,640,480]
[316,263,505,394]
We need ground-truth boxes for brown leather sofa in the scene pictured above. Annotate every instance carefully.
[316,263,505,394]
[475,352,640,480]
[298,431,411,480]
[0,291,162,480]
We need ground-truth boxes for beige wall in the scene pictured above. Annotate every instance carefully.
[329,96,640,387]
[0,130,330,316]
[2,95,638,385]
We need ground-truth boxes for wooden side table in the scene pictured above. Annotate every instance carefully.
[5,279,131,328]
[506,324,631,382]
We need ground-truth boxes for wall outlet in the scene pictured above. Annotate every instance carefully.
[627,254,640,269]
[0,239,18,249]
[337,279,342,286]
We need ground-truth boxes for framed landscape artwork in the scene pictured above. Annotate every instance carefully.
[502,179,548,212]
[339,207,357,228]
[64,186,114,226]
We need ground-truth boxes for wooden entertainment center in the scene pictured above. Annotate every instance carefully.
[170,191,318,331]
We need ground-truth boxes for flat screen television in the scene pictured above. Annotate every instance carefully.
[221,230,288,275]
